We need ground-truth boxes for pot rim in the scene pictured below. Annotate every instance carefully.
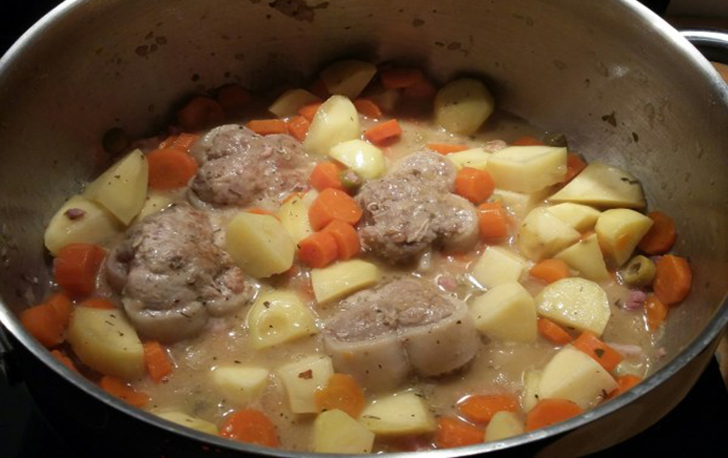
[1,0,727,456]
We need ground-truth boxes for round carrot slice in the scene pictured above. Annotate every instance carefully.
[147,148,199,190]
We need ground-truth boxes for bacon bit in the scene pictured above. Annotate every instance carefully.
[64,208,86,220]
[298,369,313,379]
[623,290,647,311]
[437,275,459,292]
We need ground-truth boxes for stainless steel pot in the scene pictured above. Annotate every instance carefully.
[0,0,726,456]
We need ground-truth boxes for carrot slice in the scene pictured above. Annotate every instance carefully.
[644,294,668,330]
[455,167,495,204]
[220,409,279,447]
[158,134,178,149]
[427,143,469,155]
[99,376,150,408]
[435,416,484,449]
[298,102,323,122]
[323,220,361,260]
[609,374,642,398]
[246,119,289,136]
[298,231,339,268]
[653,255,691,305]
[512,136,543,146]
[54,243,106,299]
[563,153,587,183]
[143,341,173,384]
[353,98,383,118]
[477,202,508,242]
[308,78,330,100]
[380,68,424,89]
[309,162,344,192]
[530,259,570,284]
[20,303,65,348]
[287,115,311,142]
[314,373,366,417]
[638,211,676,255]
[403,77,437,98]
[45,292,72,328]
[51,349,77,372]
[216,84,251,116]
[308,188,363,230]
[458,394,519,424]
[572,331,623,371]
[169,133,200,152]
[537,318,573,345]
[147,147,199,190]
[525,399,582,431]
[176,96,225,131]
[79,298,117,309]
[364,119,402,146]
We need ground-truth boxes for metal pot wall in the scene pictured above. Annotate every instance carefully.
[0,0,726,456]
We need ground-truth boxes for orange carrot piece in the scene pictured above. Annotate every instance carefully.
[170,133,200,152]
[314,373,366,417]
[455,167,495,204]
[45,292,72,328]
[364,119,402,146]
[143,341,173,384]
[512,136,543,146]
[353,98,383,118]
[20,303,65,348]
[99,376,150,408]
[309,162,344,192]
[54,243,106,299]
[609,375,642,398]
[572,331,623,371]
[403,77,437,98]
[427,143,469,155]
[477,202,509,242]
[380,68,424,89]
[246,119,289,136]
[638,211,676,255]
[216,84,251,116]
[644,294,669,330]
[298,231,339,268]
[287,115,311,141]
[308,188,363,230]
[308,78,330,100]
[537,318,573,345]
[458,394,519,424]
[564,153,587,183]
[435,416,484,449]
[525,399,582,431]
[323,220,361,260]
[220,409,279,447]
[530,259,570,284]
[653,255,692,305]
[298,102,323,122]
[147,147,199,190]
[246,208,276,218]
[158,134,178,149]
[176,96,225,131]
[51,349,77,372]
[79,298,117,309]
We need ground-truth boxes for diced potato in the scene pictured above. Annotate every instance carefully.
[84,149,148,224]
[555,234,610,282]
[311,260,380,305]
[360,391,436,436]
[471,246,528,288]
[521,370,542,412]
[268,88,321,118]
[313,409,375,454]
[446,147,491,171]
[133,193,173,222]
[485,411,524,442]
[67,307,144,379]
[548,203,601,232]
[487,146,567,193]
[155,411,219,435]
[44,195,122,255]
[247,291,318,349]
[536,278,611,336]
[276,355,334,414]
[517,207,581,261]
[548,162,646,209]
[329,139,386,179]
[469,282,537,343]
[225,212,295,278]
[492,188,551,219]
[538,346,618,409]
[277,189,317,243]
[435,78,495,135]
[595,209,654,267]
[211,366,270,406]
[303,95,361,156]
[320,60,377,99]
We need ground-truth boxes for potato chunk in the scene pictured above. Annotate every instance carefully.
[538,346,618,409]
[225,212,295,278]
[521,370,542,412]
[469,282,537,343]
[446,147,491,171]
[492,188,551,219]
[313,409,375,454]
[155,411,219,435]
[517,207,581,261]
[304,95,361,156]
[84,149,148,224]
[211,366,270,406]
[329,139,386,179]
[536,278,611,336]
[549,162,646,209]
[247,291,318,349]
[311,260,380,305]
[485,411,524,441]
[67,307,144,379]
[276,355,334,414]
[471,246,528,288]
[360,391,436,436]
[434,78,495,135]
[133,193,173,222]
[268,88,321,118]
[595,209,654,267]
[487,146,567,193]
[44,195,122,255]
[277,189,317,244]
[320,60,377,100]
[555,233,610,282]
[548,203,601,232]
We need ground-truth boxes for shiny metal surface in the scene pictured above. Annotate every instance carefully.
[0,0,726,456]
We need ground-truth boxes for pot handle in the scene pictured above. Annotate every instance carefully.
[679,29,728,63]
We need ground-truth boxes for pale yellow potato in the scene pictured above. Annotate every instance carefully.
[469,282,538,343]
[485,411,524,442]
[313,409,375,454]
[434,78,495,135]
[155,411,219,435]
[470,246,528,288]
[44,194,122,255]
[536,278,611,336]
[67,307,144,379]
[446,147,491,170]
[268,88,321,118]
[547,203,601,232]
[84,149,148,224]
[487,146,567,193]
[492,187,551,219]
[555,233,610,282]
[247,291,318,349]
[225,212,295,278]
[276,355,334,414]
[521,370,542,412]
[133,193,173,223]
[538,346,618,409]
[329,139,386,179]
[549,162,646,209]
[277,189,317,243]
[517,207,581,261]
[303,95,361,156]
[211,366,270,406]
[360,391,436,436]
[595,208,654,267]
[320,60,377,99]
[311,260,381,305]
